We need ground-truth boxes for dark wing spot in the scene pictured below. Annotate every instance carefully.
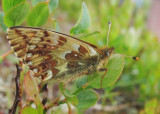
[59,36,67,42]
[79,45,88,54]
[17,51,26,58]
[67,62,80,68]
[46,40,51,42]
[41,59,57,69]
[52,68,59,76]
[41,38,45,41]
[13,44,26,51]
[15,30,21,35]
[58,36,67,46]
[22,35,28,39]
[65,51,82,60]
[25,41,29,44]
[10,41,19,46]
[43,44,47,49]
[50,60,57,67]
[41,73,48,80]
[42,64,48,70]
[40,68,59,81]
[25,59,30,63]
[44,31,50,37]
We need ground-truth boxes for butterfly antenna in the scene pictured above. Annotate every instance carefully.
[114,52,139,61]
[126,55,139,61]
[107,21,111,47]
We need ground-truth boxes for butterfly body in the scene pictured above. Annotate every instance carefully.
[7,26,113,82]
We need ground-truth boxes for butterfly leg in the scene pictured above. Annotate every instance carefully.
[99,68,108,89]
[39,82,48,92]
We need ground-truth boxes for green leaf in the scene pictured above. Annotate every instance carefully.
[59,83,78,106]
[49,0,59,13]
[37,104,44,114]
[0,12,7,31]
[70,2,91,35]
[65,91,78,106]
[4,2,30,27]
[88,54,125,89]
[31,0,44,6]
[76,76,87,88]
[59,82,65,93]
[2,0,26,13]
[76,89,98,109]
[21,106,38,114]
[27,2,49,27]
[23,71,42,105]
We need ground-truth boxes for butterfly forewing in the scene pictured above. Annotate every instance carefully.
[7,26,101,82]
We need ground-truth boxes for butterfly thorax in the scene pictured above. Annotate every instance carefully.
[96,47,114,72]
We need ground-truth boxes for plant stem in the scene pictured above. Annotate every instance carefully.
[78,31,100,39]
[67,102,72,114]
[9,64,22,114]
[1,50,13,59]
[45,98,66,110]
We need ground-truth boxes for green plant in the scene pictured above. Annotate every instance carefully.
[1,0,160,114]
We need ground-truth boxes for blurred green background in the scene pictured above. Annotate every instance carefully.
[0,0,160,114]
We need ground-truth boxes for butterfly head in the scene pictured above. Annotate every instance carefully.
[105,47,114,57]
[99,46,114,62]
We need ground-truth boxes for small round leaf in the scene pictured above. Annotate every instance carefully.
[24,71,42,105]
[49,0,59,13]
[89,54,125,88]
[2,0,26,13]
[4,2,30,27]
[76,89,98,109]
[27,2,49,27]
[70,2,91,35]
[21,106,38,114]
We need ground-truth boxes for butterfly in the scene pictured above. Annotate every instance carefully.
[6,26,117,84]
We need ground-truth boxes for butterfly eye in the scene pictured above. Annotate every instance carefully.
[106,51,110,57]
[106,47,114,57]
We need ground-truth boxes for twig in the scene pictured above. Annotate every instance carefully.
[1,50,13,59]
[78,31,100,39]
[44,98,66,110]
[67,102,72,114]
[9,64,22,114]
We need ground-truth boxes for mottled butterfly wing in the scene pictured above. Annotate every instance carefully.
[7,26,101,82]
[7,27,37,61]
